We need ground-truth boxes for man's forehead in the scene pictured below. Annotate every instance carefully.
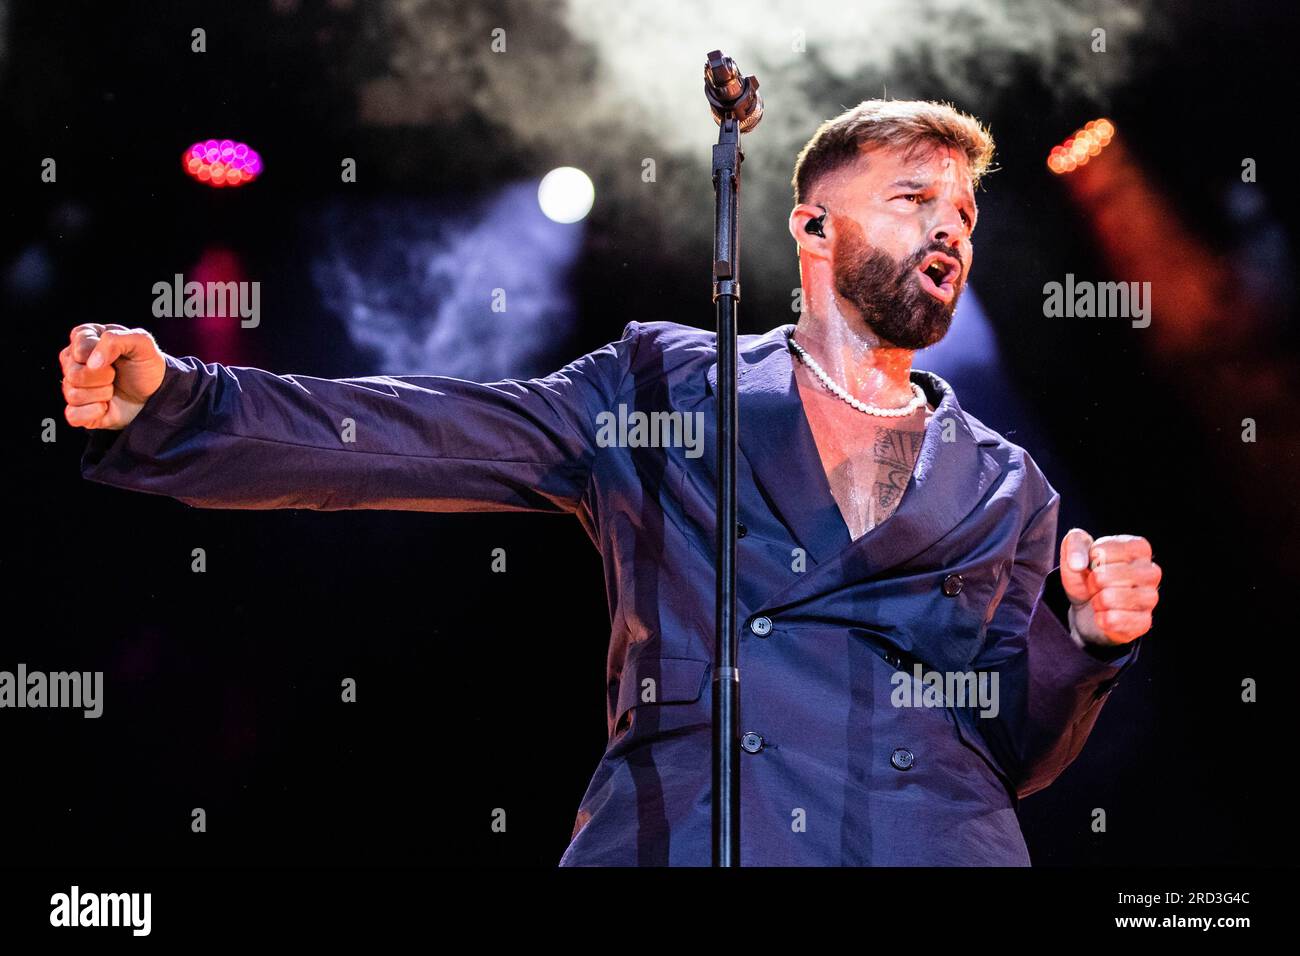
[844,144,975,199]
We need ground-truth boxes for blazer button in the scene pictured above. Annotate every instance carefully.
[737,521,748,538]
[890,747,915,771]
[741,732,765,753]
[941,573,964,597]
[883,651,903,669]
[749,616,773,637]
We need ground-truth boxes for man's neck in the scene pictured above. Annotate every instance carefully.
[792,314,917,408]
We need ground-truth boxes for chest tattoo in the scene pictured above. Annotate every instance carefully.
[795,371,931,541]
[824,425,925,539]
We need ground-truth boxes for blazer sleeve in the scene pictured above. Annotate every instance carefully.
[79,321,645,514]
[969,487,1143,799]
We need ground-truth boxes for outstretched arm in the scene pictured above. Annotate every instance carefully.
[66,321,643,514]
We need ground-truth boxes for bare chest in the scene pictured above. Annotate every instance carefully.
[795,374,932,541]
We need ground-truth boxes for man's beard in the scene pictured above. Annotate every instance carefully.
[832,224,963,350]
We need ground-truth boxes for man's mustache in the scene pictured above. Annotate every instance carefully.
[906,244,964,274]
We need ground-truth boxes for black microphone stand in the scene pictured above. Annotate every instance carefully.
[704,50,762,868]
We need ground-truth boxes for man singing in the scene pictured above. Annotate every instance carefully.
[62,99,1160,866]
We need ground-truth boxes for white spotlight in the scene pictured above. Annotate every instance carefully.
[537,167,595,224]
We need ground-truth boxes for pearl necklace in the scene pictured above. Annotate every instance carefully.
[788,333,927,418]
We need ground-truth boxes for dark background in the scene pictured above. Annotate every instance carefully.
[4,0,1297,867]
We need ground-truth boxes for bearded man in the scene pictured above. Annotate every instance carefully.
[62,99,1160,866]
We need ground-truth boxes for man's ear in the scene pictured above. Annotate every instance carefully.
[789,203,830,258]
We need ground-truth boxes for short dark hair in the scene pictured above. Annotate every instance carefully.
[791,99,995,205]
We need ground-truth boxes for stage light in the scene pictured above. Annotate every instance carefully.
[1047,119,1115,174]
[183,139,262,187]
[537,166,595,223]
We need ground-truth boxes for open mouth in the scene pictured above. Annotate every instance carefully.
[916,253,961,303]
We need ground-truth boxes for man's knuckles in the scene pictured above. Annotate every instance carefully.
[69,323,106,341]
[1090,535,1153,565]
[64,402,107,427]
[63,381,114,405]
[62,362,115,389]
[1090,560,1161,588]
[1093,609,1151,640]
[1091,585,1159,612]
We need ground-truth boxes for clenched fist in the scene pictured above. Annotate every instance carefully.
[60,323,166,430]
[1060,529,1162,647]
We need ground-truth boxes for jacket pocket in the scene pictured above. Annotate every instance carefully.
[608,655,711,752]
[946,703,1018,802]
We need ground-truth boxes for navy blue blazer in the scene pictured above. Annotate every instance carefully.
[81,319,1140,866]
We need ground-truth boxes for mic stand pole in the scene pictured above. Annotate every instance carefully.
[710,93,743,869]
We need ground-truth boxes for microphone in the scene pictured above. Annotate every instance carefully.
[704,50,764,133]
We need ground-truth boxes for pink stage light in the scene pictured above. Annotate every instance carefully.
[182,138,262,188]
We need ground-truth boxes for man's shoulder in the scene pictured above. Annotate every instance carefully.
[606,321,720,389]
[617,320,714,352]
[959,406,1014,452]
[618,319,791,359]
[956,403,1058,506]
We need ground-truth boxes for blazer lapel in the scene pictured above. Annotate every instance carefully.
[707,323,1003,610]
[812,366,1003,603]
[706,324,850,567]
